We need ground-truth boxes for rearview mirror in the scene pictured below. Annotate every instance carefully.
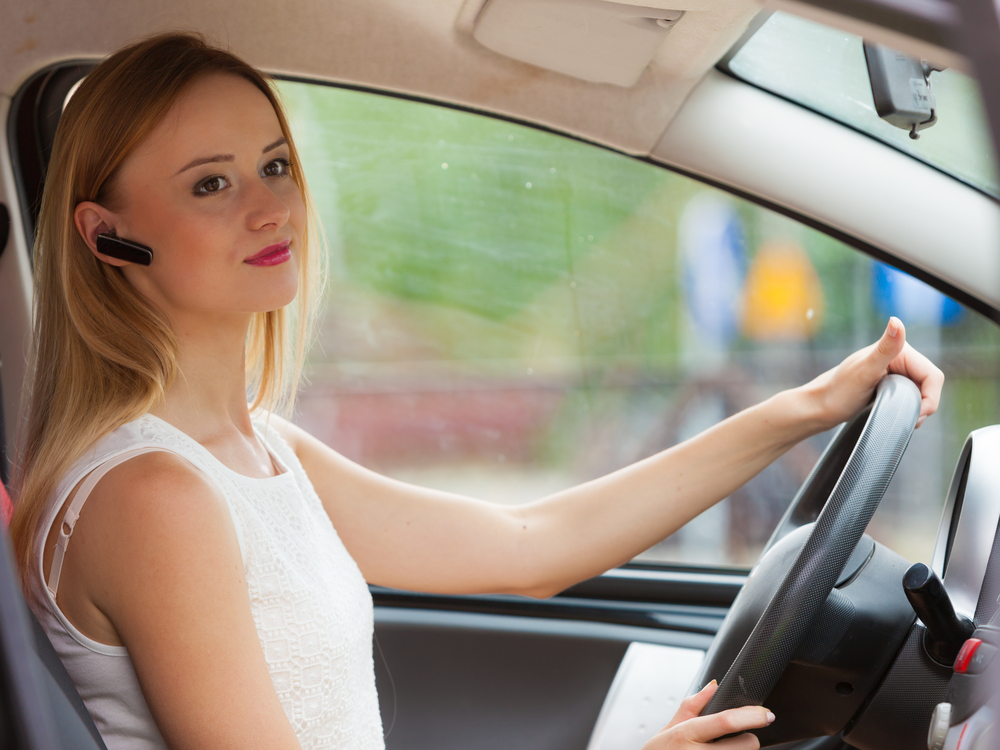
[863,41,939,139]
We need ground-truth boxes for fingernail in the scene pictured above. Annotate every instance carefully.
[887,317,900,337]
[766,711,776,724]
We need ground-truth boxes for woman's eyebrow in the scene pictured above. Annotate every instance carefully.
[175,153,233,176]
[174,139,288,176]
[262,137,287,153]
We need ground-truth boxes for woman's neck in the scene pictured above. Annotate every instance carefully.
[147,312,281,481]
[150,311,256,441]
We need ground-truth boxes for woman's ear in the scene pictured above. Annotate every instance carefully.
[74,201,127,266]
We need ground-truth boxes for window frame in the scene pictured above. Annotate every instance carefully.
[6,62,1000,612]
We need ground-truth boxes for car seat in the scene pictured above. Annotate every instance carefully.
[0,63,112,749]
[0,451,108,748]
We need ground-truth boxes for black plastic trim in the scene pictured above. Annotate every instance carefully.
[563,564,747,606]
[8,67,45,250]
[943,447,972,578]
[6,60,97,252]
[370,583,730,636]
[374,605,716,650]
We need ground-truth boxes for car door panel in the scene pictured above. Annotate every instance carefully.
[373,606,712,750]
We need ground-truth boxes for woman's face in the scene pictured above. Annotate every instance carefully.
[81,73,305,323]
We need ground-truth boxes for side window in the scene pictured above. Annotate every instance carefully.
[279,81,1000,569]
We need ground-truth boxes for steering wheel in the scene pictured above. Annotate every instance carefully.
[691,374,921,714]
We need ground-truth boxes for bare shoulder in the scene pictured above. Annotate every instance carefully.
[84,450,245,612]
[43,450,243,649]
[53,454,233,602]
[81,450,229,535]
[47,451,226,567]
[96,452,242,582]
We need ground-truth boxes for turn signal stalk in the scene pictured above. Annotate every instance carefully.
[903,562,974,667]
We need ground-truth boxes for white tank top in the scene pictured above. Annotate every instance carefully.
[30,413,385,750]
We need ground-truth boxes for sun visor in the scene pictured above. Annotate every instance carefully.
[472,0,685,87]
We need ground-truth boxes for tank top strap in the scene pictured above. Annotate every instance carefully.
[47,446,173,599]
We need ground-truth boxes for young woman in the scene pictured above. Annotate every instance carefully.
[10,33,944,750]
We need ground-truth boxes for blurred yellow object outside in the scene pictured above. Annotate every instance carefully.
[742,241,824,341]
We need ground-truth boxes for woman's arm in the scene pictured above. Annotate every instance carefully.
[282,318,943,598]
[53,453,301,750]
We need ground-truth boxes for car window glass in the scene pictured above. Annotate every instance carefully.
[279,81,1000,569]
[727,11,999,196]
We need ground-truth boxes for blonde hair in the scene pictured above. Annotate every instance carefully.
[10,32,322,590]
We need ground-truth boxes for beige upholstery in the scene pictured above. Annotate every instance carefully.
[0,0,760,155]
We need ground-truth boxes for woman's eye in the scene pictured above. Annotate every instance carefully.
[262,158,291,178]
[195,175,230,195]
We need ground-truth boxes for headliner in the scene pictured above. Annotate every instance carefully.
[1,0,761,155]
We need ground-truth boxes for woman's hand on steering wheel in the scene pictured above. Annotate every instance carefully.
[642,681,775,750]
[805,317,944,430]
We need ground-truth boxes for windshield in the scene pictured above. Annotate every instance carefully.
[727,11,999,196]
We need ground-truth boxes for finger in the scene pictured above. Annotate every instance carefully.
[914,361,945,421]
[664,681,718,729]
[682,706,775,743]
[913,367,943,427]
[869,317,906,374]
[887,342,945,420]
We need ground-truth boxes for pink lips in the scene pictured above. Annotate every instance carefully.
[244,241,291,267]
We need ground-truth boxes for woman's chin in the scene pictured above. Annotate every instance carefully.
[253,294,298,314]
[249,277,300,312]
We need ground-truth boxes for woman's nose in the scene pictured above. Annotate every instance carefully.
[244,176,291,231]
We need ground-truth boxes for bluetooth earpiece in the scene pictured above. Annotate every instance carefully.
[95,231,154,267]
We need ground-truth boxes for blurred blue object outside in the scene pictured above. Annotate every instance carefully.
[680,195,746,345]
[872,262,964,326]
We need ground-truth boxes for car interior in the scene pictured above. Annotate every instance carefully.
[2,1,1000,749]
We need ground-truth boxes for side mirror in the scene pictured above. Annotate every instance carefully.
[863,41,940,139]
